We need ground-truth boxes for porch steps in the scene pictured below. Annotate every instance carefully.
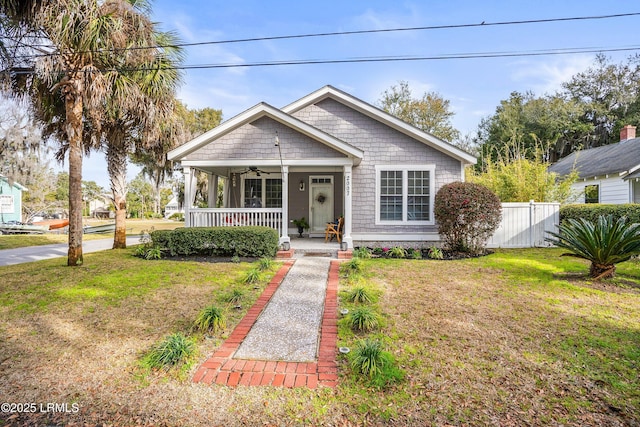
[276,247,352,259]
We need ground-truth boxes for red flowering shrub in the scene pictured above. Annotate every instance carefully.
[434,182,502,254]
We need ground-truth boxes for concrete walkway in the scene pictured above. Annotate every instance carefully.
[193,256,340,388]
[234,257,330,362]
[0,236,142,266]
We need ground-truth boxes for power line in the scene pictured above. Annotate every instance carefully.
[3,11,640,59]
[169,12,640,48]
[6,44,640,75]
[160,45,640,70]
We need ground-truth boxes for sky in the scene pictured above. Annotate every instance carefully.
[77,0,640,189]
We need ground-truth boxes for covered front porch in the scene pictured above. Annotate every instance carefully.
[181,162,355,249]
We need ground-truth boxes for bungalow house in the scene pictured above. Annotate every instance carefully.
[0,175,27,223]
[168,86,477,249]
[548,125,640,204]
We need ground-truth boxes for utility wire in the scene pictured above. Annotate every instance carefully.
[5,45,640,74]
[3,11,640,59]
[164,12,640,48]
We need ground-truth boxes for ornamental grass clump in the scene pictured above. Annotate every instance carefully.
[545,214,640,279]
[350,338,404,387]
[341,258,363,275]
[388,246,407,258]
[223,289,244,305]
[142,333,195,370]
[258,257,273,271]
[346,286,376,304]
[193,305,226,333]
[243,268,261,285]
[352,247,372,259]
[348,307,380,332]
[427,246,444,260]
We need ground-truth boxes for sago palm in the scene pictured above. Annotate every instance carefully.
[545,215,640,279]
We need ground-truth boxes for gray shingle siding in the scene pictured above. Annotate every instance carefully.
[184,117,345,161]
[293,98,462,234]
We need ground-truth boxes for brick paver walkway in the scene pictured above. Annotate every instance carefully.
[193,259,340,388]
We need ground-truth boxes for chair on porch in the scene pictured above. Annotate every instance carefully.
[324,216,344,243]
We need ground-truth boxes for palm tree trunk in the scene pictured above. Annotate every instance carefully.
[153,171,162,215]
[107,139,128,249]
[65,79,84,266]
[590,262,616,280]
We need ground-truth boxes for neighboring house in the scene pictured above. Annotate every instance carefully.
[89,194,113,219]
[168,86,476,248]
[0,175,27,223]
[164,196,184,219]
[548,125,640,204]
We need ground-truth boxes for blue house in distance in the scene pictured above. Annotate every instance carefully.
[0,175,27,223]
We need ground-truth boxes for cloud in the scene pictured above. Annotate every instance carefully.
[170,13,247,76]
[510,54,594,95]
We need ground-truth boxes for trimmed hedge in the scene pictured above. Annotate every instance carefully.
[149,226,279,258]
[560,204,640,225]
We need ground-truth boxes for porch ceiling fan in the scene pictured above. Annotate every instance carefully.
[239,166,271,177]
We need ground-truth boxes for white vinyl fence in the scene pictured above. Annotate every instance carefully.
[487,201,560,248]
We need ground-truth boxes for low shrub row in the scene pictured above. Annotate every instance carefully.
[354,246,445,260]
[561,204,640,225]
[148,226,279,258]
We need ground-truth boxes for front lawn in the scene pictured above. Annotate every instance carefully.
[0,248,637,426]
[0,219,183,250]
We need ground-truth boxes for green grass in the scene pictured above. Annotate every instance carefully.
[0,248,261,315]
[1,247,638,426]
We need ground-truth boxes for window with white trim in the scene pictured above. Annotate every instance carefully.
[243,176,282,208]
[375,165,435,225]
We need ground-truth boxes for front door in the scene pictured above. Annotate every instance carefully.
[309,176,334,233]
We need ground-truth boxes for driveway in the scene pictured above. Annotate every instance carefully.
[0,236,141,266]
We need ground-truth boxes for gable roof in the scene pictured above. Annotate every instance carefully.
[548,138,640,179]
[282,85,477,165]
[0,175,27,191]
[167,102,363,164]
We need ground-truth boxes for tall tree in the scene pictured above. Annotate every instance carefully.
[148,101,223,210]
[476,91,593,168]
[176,102,223,138]
[563,54,640,147]
[0,93,46,182]
[101,26,183,249]
[132,107,188,217]
[378,80,460,142]
[1,0,177,264]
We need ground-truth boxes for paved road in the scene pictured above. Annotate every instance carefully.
[0,236,142,266]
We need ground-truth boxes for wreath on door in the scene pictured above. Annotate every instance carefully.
[316,193,327,204]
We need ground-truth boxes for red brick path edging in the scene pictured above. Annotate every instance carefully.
[192,259,341,388]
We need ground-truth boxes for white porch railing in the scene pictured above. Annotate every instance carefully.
[189,208,283,234]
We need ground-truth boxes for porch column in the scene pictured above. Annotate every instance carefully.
[343,165,353,249]
[280,165,290,247]
[183,166,192,227]
[208,174,218,208]
[222,176,229,208]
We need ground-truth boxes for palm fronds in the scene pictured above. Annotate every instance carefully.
[545,214,640,279]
